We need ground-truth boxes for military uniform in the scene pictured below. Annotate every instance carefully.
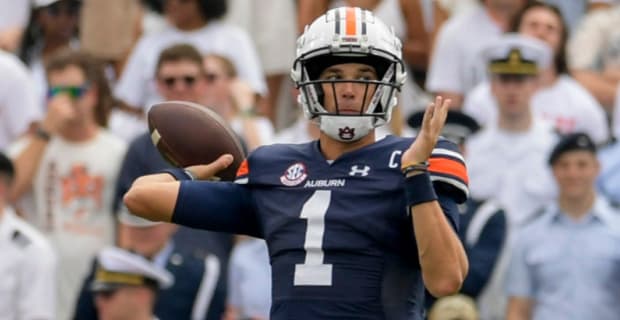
[0,207,56,319]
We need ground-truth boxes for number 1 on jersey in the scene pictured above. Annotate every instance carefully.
[294,190,333,286]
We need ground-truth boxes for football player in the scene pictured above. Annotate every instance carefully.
[125,7,469,319]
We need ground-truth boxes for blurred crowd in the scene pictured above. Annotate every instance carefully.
[0,0,619,319]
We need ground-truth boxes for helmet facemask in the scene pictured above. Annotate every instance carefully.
[296,51,401,142]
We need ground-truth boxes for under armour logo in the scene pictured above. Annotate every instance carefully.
[349,165,371,177]
[338,127,355,140]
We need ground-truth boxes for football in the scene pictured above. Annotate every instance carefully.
[147,101,246,181]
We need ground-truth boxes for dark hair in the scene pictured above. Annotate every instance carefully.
[155,44,204,74]
[18,0,81,65]
[197,0,227,21]
[0,152,15,185]
[162,0,227,21]
[510,1,569,74]
[46,49,113,127]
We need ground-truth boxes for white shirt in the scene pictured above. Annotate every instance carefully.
[9,130,127,320]
[465,119,558,225]
[0,207,56,320]
[568,4,620,71]
[228,238,271,319]
[463,75,609,144]
[115,21,267,111]
[0,0,30,31]
[0,51,41,150]
[426,5,502,96]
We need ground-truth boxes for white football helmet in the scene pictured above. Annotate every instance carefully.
[291,7,407,142]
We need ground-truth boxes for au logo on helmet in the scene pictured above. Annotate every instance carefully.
[338,127,356,140]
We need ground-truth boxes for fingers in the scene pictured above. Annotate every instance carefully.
[186,154,235,180]
[210,154,234,172]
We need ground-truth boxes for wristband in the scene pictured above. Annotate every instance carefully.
[35,127,51,141]
[403,171,438,207]
[401,161,429,177]
[161,168,195,181]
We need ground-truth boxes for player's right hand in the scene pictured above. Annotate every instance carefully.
[185,154,234,181]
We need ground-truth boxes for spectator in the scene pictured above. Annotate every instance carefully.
[223,237,271,320]
[466,34,557,224]
[225,0,297,126]
[426,0,530,108]
[0,0,31,52]
[112,43,234,300]
[464,34,558,319]
[597,140,620,203]
[506,132,620,320]
[0,49,41,150]
[75,210,225,320]
[202,54,274,150]
[567,2,620,112]
[19,0,81,109]
[410,110,507,315]
[463,2,609,144]
[92,246,173,320]
[0,151,57,319]
[8,49,126,320]
[114,0,266,114]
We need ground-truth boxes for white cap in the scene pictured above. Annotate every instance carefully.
[33,0,80,9]
[483,33,553,75]
[118,206,162,228]
[91,247,174,292]
[33,0,60,8]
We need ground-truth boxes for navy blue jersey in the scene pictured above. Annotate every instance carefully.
[173,135,468,319]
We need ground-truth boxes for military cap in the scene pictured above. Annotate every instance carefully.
[91,247,173,292]
[34,0,79,8]
[483,33,552,76]
[408,110,480,145]
[548,132,597,165]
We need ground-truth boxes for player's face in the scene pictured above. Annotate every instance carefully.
[518,7,563,54]
[490,74,538,119]
[202,56,233,111]
[318,63,378,115]
[95,287,138,320]
[157,60,207,103]
[552,151,599,200]
[47,64,97,125]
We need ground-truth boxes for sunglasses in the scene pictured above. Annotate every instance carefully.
[47,85,90,99]
[45,1,81,17]
[160,75,198,88]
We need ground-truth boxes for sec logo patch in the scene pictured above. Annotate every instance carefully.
[280,163,308,186]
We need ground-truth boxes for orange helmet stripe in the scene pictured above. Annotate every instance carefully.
[345,7,357,36]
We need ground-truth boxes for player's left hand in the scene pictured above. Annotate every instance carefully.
[401,96,450,166]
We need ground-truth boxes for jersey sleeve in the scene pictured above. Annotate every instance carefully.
[429,139,469,204]
[172,181,262,237]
